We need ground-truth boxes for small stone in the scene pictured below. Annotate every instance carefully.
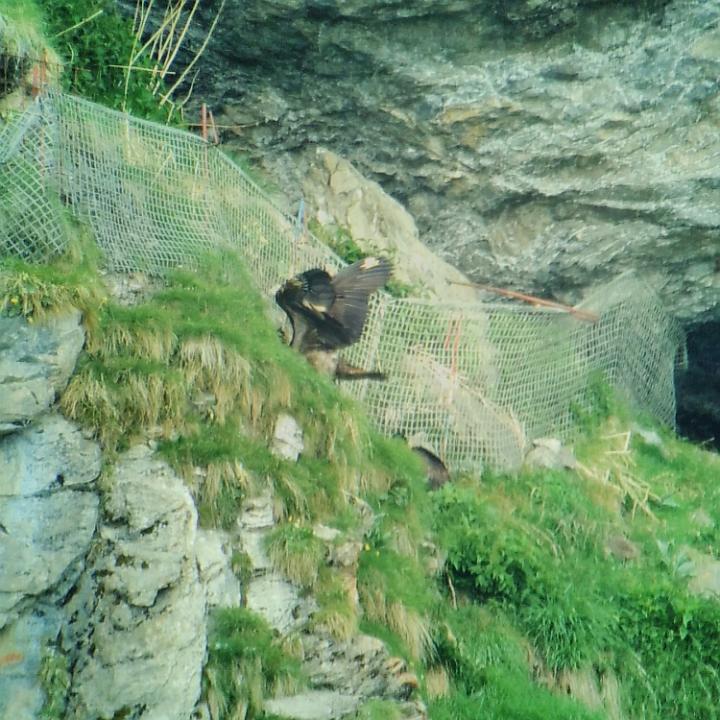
[330,540,362,568]
[313,524,342,543]
[604,534,640,562]
[632,425,664,448]
[272,413,304,461]
[524,437,577,470]
[686,550,720,599]
[264,690,361,720]
[239,491,275,530]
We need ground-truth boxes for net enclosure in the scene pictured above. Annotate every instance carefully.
[0,92,685,472]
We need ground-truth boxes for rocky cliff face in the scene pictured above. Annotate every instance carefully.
[0,307,427,719]
[0,313,225,719]
[171,0,718,325]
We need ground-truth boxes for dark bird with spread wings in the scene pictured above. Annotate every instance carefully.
[275,256,392,380]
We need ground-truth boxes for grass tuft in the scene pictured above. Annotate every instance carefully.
[265,523,325,589]
[204,608,304,720]
[311,566,359,641]
[358,548,435,662]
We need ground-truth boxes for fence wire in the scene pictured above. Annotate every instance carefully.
[0,93,685,472]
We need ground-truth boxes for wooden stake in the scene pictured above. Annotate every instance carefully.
[200,102,208,142]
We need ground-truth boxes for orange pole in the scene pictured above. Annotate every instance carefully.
[200,103,208,142]
[450,280,599,322]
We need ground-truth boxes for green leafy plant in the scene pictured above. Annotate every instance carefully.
[42,0,171,121]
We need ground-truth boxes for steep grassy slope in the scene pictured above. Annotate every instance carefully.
[3,226,719,720]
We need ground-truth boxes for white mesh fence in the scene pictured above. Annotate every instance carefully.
[0,93,685,472]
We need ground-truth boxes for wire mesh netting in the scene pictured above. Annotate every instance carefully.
[0,92,685,472]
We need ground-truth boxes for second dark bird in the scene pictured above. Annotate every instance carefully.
[275,256,391,380]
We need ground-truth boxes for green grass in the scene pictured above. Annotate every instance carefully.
[434,605,529,690]
[430,668,605,720]
[265,523,325,589]
[357,546,436,662]
[0,0,56,63]
[354,699,403,720]
[430,383,720,719]
[6,221,720,720]
[0,227,105,323]
[39,644,70,720]
[11,239,431,544]
[312,566,359,640]
[204,608,304,720]
[41,0,175,122]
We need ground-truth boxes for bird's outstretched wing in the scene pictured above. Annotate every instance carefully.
[276,256,391,353]
[329,256,392,346]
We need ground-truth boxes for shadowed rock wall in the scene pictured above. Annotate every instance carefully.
[163,0,718,324]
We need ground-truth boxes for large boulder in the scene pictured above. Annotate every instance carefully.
[63,445,206,720]
[0,413,101,719]
[296,148,477,302]
[0,311,84,434]
[0,413,101,627]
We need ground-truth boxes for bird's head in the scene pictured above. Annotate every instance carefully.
[275,276,303,303]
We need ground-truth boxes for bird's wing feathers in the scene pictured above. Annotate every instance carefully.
[328,257,392,344]
[276,257,391,353]
[297,268,335,314]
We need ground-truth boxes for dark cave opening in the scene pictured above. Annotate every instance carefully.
[675,321,720,451]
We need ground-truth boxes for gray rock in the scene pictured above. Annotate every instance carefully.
[245,572,310,634]
[238,491,275,571]
[0,609,64,720]
[240,527,273,571]
[524,437,577,470]
[273,413,304,461]
[64,446,206,720]
[0,414,101,627]
[196,528,242,608]
[0,492,98,596]
[0,311,84,434]
[264,690,361,720]
[0,412,101,497]
[303,632,418,701]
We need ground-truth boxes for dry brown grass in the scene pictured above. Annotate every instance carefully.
[361,588,433,663]
[179,336,251,424]
[89,323,175,362]
[425,665,451,699]
[576,421,660,521]
[311,569,359,641]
